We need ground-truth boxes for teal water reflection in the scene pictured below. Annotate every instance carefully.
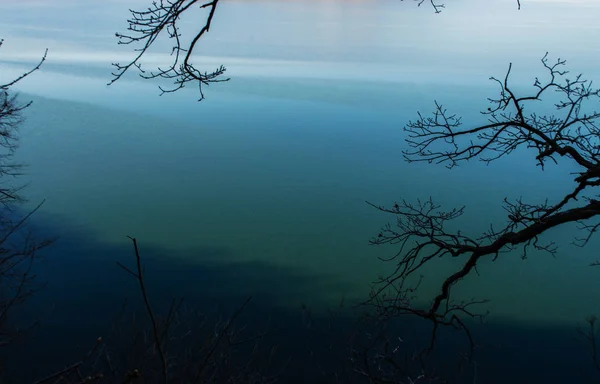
[13,76,600,325]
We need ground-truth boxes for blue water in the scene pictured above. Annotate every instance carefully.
[1,0,600,382]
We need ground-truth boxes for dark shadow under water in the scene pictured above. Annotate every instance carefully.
[1,210,598,384]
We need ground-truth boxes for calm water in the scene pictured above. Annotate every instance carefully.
[2,0,600,382]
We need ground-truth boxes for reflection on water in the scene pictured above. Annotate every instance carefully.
[13,84,600,325]
[2,0,600,381]
[2,213,598,384]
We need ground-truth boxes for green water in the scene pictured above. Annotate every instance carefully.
[2,0,600,381]
[14,77,600,325]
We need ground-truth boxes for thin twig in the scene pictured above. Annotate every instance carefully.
[125,236,169,384]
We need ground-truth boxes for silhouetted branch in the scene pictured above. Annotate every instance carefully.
[0,40,47,205]
[300,298,453,383]
[402,0,521,14]
[110,0,228,101]
[110,0,522,100]
[0,39,47,90]
[111,238,279,384]
[0,200,54,345]
[118,236,168,383]
[349,321,446,384]
[577,315,600,373]
[0,42,53,350]
[37,235,280,383]
[192,296,251,384]
[33,362,84,384]
[368,54,600,355]
[411,0,445,14]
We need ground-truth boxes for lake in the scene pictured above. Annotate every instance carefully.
[1,0,600,382]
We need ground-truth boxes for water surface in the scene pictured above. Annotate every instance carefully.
[1,0,600,381]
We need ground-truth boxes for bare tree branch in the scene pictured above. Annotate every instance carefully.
[577,315,600,373]
[118,236,169,383]
[109,0,228,101]
[109,237,280,384]
[368,53,600,355]
[0,40,53,350]
[0,39,48,90]
[110,0,523,100]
